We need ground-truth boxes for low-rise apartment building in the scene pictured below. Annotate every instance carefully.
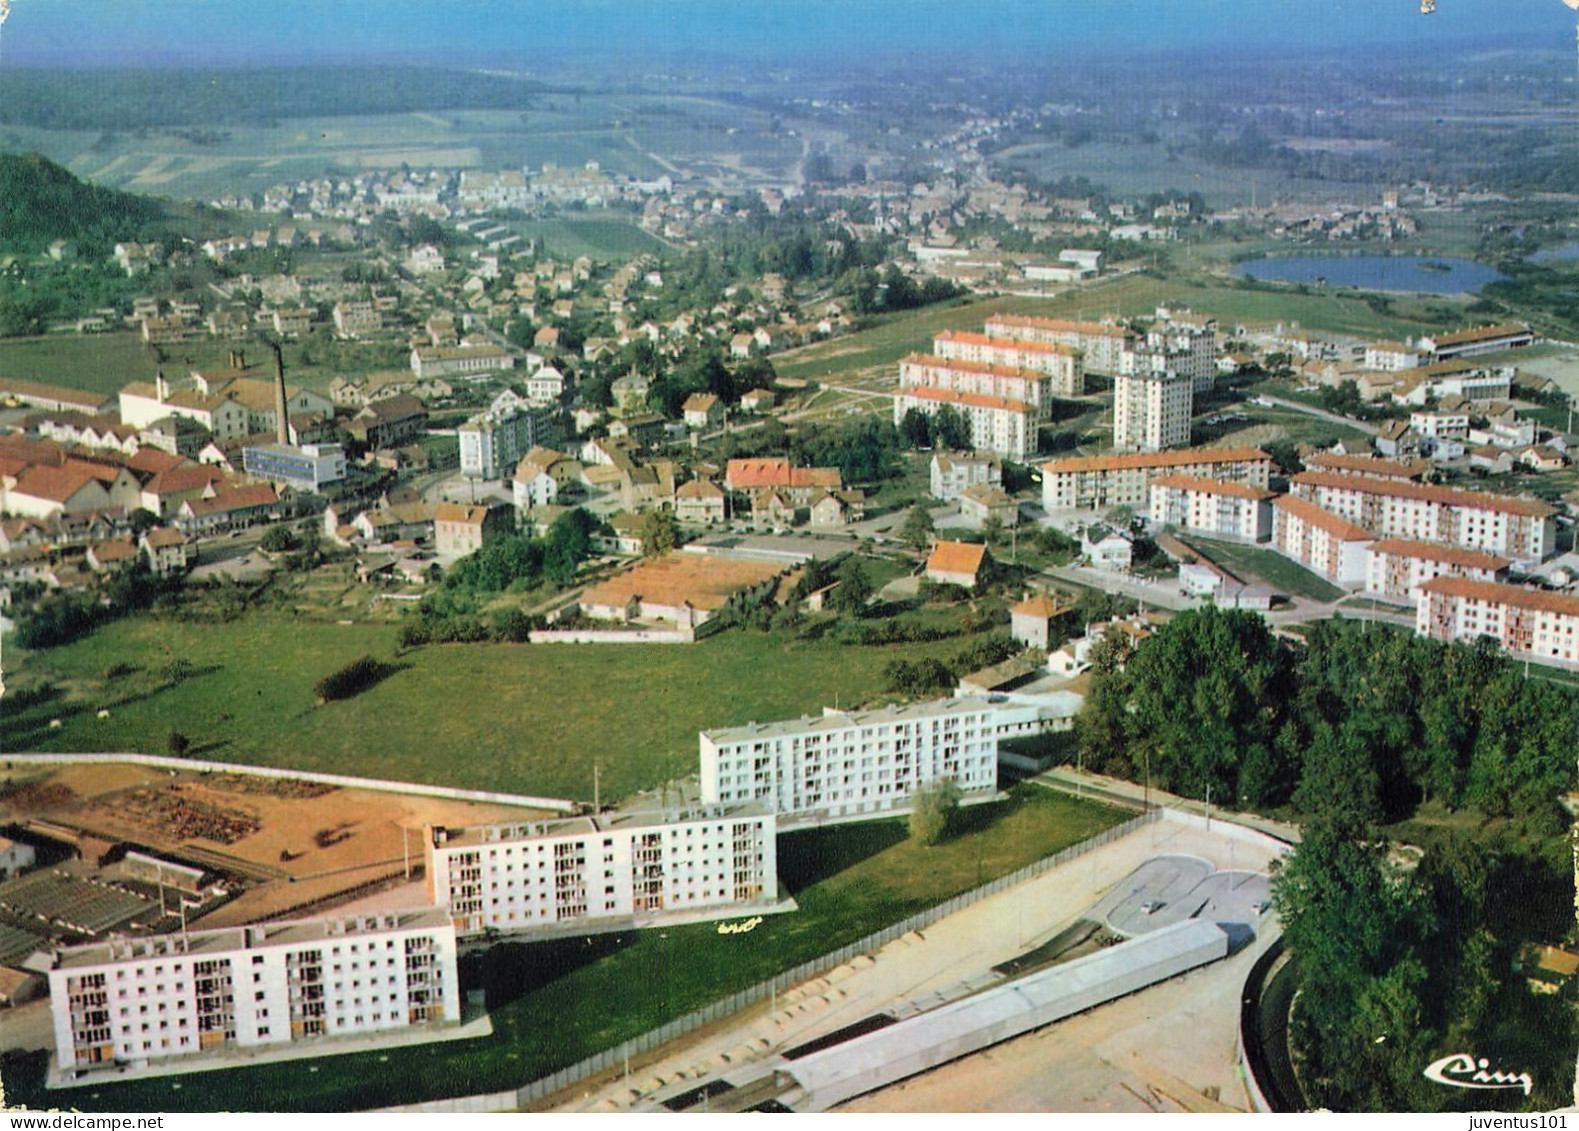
[1147,475,1273,542]
[892,386,1037,461]
[1417,577,1579,668]
[930,331,1084,397]
[1041,446,1272,512]
[50,909,459,1075]
[699,699,1000,821]
[1289,471,1556,562]
[1364,538,1511,605]
[1271,495,1373,587]
[983,314,1132,376]
[930,451,1002,501]
[425,806,777,938]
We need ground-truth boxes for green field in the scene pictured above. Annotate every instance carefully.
[1186,537,1346,603]
[508,215,669,261]
[0,786,1130,1113]
[3,613,999,803]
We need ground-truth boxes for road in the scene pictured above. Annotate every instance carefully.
[1256,394,1379,437]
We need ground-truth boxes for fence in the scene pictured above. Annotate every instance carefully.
[4,752,578,813]
[504,806,1161,1110]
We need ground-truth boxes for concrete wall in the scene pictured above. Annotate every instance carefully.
[528,628,694,645]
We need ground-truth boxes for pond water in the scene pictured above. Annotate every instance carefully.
[1235,254,1507,294]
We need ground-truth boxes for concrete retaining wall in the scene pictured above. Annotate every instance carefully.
[4,752,578,813]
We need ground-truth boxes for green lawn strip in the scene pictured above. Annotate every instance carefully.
[4,788,1130,1113]
[1185,537,1346,602]
[4,615,997,802]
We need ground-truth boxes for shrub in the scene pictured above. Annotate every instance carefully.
[908,778,961,846]
[313,655,395,703]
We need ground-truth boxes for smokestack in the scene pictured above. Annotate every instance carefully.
[155,369,168,402]
[269,341,290,445]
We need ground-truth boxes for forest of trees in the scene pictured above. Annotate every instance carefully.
[1076,609,1576,833]
[1079,607,1579,1111]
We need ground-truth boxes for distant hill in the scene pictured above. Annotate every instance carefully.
[0,66,544,131]
[0,152,167,253]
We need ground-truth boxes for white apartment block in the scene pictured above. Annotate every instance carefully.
[1364,538,1510,605]
[983,314,1132,376]
[1272,495,1373,588]
[332,300,381,338]
[1289,471,1556,562]
[1417,577,1579,668]
[425,806,776,939]
[1134,325,1217,394]
[930,331,1084,397]
[893,387,1036,461]
[899,354,1054,416]
[1041,447,1272,512]
[50,910,459,1075]
[700,699,1000,821]
[930,451,1002,501]
[1112,369,1192,452]
[1147,474,1273,542]
[1364,341,1424,371]
[459,404,559,480]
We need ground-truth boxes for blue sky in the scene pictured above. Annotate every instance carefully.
[0,0,1570,67]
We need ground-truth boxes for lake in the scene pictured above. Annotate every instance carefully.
[1235,255,1507,295]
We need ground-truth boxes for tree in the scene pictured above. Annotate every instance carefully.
[167,731,191,757]
[898,504,935,551]
[931,404,971,451]
[827,559,873,614]
[909,778,961,846]
[638,510,680,557]
[899,407,932,449]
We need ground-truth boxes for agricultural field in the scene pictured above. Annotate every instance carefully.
[0,91,807,203]
[2,609,1002,805]
[0,786,1132,1114]
[504,214,670,261]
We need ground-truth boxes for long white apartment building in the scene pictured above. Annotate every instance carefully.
[1147,474,1274,542]
[1041,446,1272,512]
[700,699,1000,821]
[899,354,1054,415]
[1289,471,1557,562]
[50,909,459,1075]
[426,805,776,938]
[1417,577,1579,668]
[1112,368,1192,452]
[930,331,1085,397]
[984,314,1133,376]
[892,386,1036,461]
[1364,538,1511,605]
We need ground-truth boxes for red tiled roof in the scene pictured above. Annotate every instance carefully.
[184,484,277,516]
[1367,538,1509,571]
[1421,575,1579,617]
[1011,593,1070,619]
[1273,495,1374,542]
[725,458,842,491]
[1302,452,1427,481]
[932,331,1080,356]
[899,385,1033,414]
[142,527,187,548]
[927,539,989,577]
[1042,447,1271,475]
[433,502,498,527]
[1291,470,1556,519]
[11,464,102,504]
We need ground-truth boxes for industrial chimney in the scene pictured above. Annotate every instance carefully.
[268,341,290,445]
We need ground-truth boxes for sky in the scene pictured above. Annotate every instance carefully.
[0,0,1573,68]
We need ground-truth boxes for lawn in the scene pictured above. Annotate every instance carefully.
[0,786,1131,1113]
[1185,536,1346,603]
[3,612,1000,804]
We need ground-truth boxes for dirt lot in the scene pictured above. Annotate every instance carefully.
[0,762,552,926]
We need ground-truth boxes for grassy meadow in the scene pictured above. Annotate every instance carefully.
[3,612,1002,804]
